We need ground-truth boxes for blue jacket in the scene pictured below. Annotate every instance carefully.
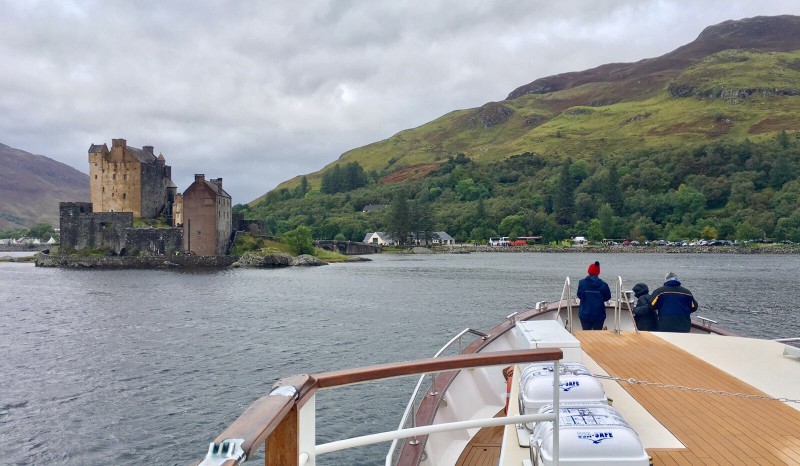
[650,279,698,332]
[577,275,612,323]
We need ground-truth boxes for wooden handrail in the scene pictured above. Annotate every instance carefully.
[194,348,562,466]
[311,348,563,391]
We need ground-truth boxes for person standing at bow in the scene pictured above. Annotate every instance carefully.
[650,272,699,332]
[632,283,658,331]
[577,261,612,330]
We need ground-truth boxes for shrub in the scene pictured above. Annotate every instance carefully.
[282,226,315,256]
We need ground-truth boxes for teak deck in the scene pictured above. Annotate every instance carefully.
[456,330,800,466]
[579,331,800,465]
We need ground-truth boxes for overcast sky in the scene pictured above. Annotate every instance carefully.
[2,1,799,203]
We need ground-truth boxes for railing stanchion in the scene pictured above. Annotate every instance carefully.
[553,359,560,465]
[556,277,573,332]
[408,398,419,445]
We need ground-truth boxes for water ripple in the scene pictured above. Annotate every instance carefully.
[1,253,798,464]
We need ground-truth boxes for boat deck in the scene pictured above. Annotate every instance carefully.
[578,330,800,465]
[456,330,800,466]
[454,417,504,466]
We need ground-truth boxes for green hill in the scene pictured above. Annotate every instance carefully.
[260,15,800,198]
[243,16,800,245]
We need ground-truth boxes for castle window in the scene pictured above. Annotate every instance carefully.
[112,174,116,180]
[111,192,114,198]
[124,174,128,181]
[123,193,127,200]
[94,175,97,179]
[102,187,105,193]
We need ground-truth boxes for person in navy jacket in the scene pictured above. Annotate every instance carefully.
[577,261,612,330]
[650,272,699,332]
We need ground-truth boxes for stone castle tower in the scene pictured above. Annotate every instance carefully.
[88,138,176,219]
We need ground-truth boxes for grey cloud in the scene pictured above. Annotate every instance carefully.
[1,0,798,203]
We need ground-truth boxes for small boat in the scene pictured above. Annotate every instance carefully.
[194,277,800,465]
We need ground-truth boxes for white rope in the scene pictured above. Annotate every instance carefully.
[592,374,800,404]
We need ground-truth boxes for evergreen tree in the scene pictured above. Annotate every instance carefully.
[387,189,411,245]
[604,162,623,213]
[475,198,487,228]
[553,159,575,225]
[411,199,434,245]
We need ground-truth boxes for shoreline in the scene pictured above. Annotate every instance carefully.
[15,244,800,269]
[425,245,800,254]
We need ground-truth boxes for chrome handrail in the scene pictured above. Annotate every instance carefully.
[555,277,574,332]
[773,337,800,343]
[385,327,489,465]
[696,316,718,327]
[615,276,638,334]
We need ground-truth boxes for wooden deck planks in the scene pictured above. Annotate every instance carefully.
[577,331,800,466]
[454,414,504,466]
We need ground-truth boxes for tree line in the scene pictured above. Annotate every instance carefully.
[242,131,800,244]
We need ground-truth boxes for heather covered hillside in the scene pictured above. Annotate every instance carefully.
[242,16,800,243]
[0,143,88,231]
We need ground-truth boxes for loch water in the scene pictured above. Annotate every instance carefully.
[1,252,798,465]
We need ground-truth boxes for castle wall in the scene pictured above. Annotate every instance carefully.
[173,194,184,227]
[59,202,132,254]
[216,194,232,255]
[237,219,267,236]
[140,160,167,219]
[87,139,170,219]
[124,228,182,256]
[89,141,142,216]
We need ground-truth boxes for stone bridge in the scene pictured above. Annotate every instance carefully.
[314,240,381,255]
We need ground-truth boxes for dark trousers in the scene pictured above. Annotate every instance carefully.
[580,319,604,330]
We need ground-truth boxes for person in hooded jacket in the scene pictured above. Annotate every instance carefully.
[577,261,612,330]
[650,272,699,332]
[632,283,658,331]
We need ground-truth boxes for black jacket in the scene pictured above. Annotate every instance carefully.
[633,293,658,331]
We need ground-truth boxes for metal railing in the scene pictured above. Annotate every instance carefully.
[613,276,638,334]
[555,277,574,332]
[385,327,490,465]
[195,348,563,466]
[696,316,718,328]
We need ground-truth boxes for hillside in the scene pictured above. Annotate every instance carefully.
[263,15,800,199]
[0,143,89,230]
[242,15,800,247]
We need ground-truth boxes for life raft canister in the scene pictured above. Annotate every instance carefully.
[502,365,514,414]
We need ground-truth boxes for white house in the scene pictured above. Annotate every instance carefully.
[363,232,395,246]
[46,237,57,244]
[572,236,587,245]
[431,231,455,245]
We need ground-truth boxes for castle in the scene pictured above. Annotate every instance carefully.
[60,139,234,256]
[88,138,176,220]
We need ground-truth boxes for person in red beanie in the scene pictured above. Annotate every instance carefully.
[577,261,611,330]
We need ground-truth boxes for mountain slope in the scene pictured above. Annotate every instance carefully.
[0,143,89,230]
[263,15,800,202]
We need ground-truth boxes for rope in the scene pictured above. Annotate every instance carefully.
[592,374,800,404]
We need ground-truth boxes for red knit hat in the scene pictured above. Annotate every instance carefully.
[588,261,600,276]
